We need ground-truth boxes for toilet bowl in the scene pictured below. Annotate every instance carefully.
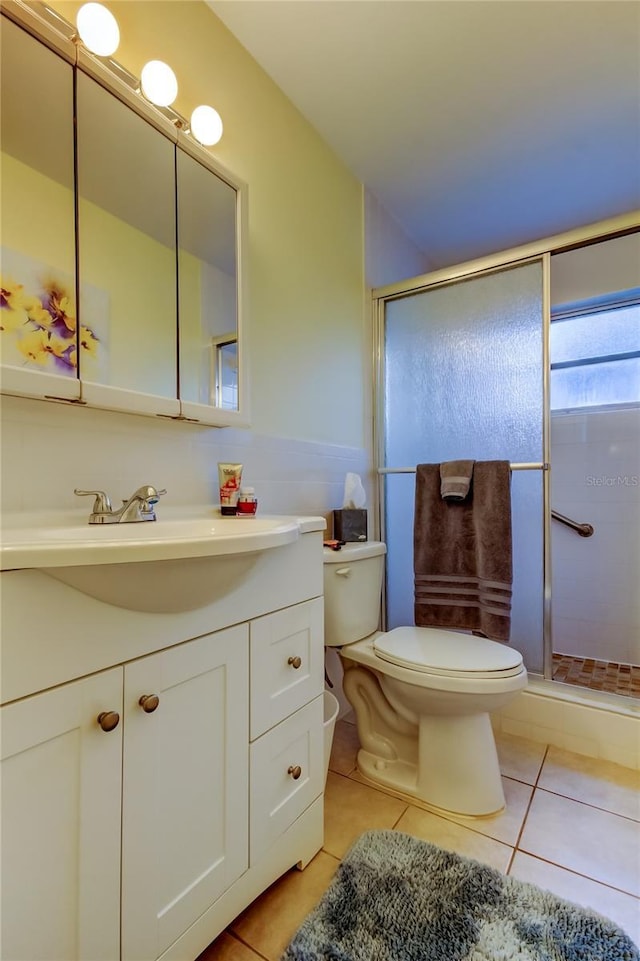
[324,542,527,817]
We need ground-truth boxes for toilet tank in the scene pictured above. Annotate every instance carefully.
[323,541,387,647]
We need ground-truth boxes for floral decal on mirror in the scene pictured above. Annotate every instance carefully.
[0,249,107,378]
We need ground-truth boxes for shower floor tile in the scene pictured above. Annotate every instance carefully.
[552,653,640,698]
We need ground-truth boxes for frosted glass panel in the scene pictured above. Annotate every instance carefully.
[551,357,640,410]
[385,263,544,465]
[551,303,639,363]
[383,261,545,672]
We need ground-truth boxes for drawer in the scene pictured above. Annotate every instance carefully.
[250,598,323,739]
[250,695,323,865]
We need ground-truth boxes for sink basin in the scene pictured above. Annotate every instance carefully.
[0,514,323,570]
[0,511,325,613]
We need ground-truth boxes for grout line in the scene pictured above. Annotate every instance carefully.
[514,850,640,901]
[506,743,550,875]
[533,785,640,824]
[226,930,271,960]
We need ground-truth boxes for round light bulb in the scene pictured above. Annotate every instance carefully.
[76,2,120,57]
[190,105,223,146]
[140,61,178,107]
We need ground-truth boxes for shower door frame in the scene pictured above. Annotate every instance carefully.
[371,212,640,682]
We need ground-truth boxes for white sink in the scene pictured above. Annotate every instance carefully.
[0,511,325,612]
[0,513,325,570]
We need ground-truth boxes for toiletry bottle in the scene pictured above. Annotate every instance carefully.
[237,487,258,516]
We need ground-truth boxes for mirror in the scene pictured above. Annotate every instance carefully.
[0,18,78,393]
[76,71,177,399]
[1,7,246,424]
[177,147,239,411]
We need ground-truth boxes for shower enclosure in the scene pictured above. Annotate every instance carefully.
[376,256,548,676]
[548,240,640,697]
[374,225,639,696]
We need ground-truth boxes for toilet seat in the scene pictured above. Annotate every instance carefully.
[373,626,524,679]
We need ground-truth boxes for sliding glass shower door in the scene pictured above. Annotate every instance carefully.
[379,258,548,673]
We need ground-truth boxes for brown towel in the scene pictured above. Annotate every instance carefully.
[440,460,475,501]
[414,461,513,642]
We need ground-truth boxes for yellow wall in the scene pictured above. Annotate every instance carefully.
[49,0,367,448]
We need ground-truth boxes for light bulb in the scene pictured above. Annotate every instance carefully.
[140,61,178,107]
[76,2,119,57]
[190,105,223,146]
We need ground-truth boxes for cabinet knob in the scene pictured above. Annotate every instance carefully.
[139,694,160,713]
[97,710,120,732]
[287,764,302,780]
[287,656,302,670]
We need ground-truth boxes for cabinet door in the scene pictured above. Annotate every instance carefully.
[250,598,324,739]
[121,624,249,961]
[75,70,179,417]
[0,16,80,403]
[0,668,123,961]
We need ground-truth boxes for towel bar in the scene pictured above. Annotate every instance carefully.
[379,462,550,474]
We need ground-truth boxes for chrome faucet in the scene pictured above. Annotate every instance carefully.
[75,486,166,524]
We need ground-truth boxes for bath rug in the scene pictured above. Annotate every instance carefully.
[281,830,638,961]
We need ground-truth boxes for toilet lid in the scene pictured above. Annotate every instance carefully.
[373,626,524,678]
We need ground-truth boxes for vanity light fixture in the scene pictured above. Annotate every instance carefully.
[37,2,224,146]
[140,60,178,108]
[190,105,223,147]
[75,2,119,57]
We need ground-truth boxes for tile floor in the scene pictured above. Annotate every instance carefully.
[552,653,640,698]
[200,716,640,960]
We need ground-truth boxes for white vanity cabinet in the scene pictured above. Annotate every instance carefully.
[0,529,325,961]
[1,668,124,961]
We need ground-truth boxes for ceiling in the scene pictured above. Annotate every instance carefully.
[208,0,640,270]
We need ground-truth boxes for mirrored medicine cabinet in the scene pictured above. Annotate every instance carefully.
[0,4,248,427]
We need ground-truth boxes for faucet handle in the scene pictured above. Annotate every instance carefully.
[74,489,112,513]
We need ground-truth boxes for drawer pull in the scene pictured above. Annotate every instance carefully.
[287,655,302,670]
[287,764,302,780]
[97,711,120,732]
[139,694,160,713]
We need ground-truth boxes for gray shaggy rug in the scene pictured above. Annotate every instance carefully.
[282,830,638,961]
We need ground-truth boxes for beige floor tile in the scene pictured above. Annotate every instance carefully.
[510,852,640,946]
[197,931,263,960]
[520,790,640,897]
[328,718,360,776]
[229,850,339,961]
[495,731,547,785]
[323,771,408,859]
[395,804,513,873]
[539,746,640,821]
[441,776,533,847]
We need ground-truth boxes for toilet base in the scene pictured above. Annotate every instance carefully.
[356,711,506,818]
[355,752,505,819]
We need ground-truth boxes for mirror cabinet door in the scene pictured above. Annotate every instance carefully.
[75,72,179,413]
[0,18,79,399]
[177,148,240,418]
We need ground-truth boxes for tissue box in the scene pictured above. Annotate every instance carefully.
[333,509,367,542]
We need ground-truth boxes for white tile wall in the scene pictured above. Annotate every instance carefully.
[551,407,640,665]
[0,394,370,522]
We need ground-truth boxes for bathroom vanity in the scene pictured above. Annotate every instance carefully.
[0,513,325,961]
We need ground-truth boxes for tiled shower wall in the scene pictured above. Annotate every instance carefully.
[551,406,640,666]
[0,395,370,524]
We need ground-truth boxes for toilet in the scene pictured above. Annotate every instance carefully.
[324,541,527,817]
